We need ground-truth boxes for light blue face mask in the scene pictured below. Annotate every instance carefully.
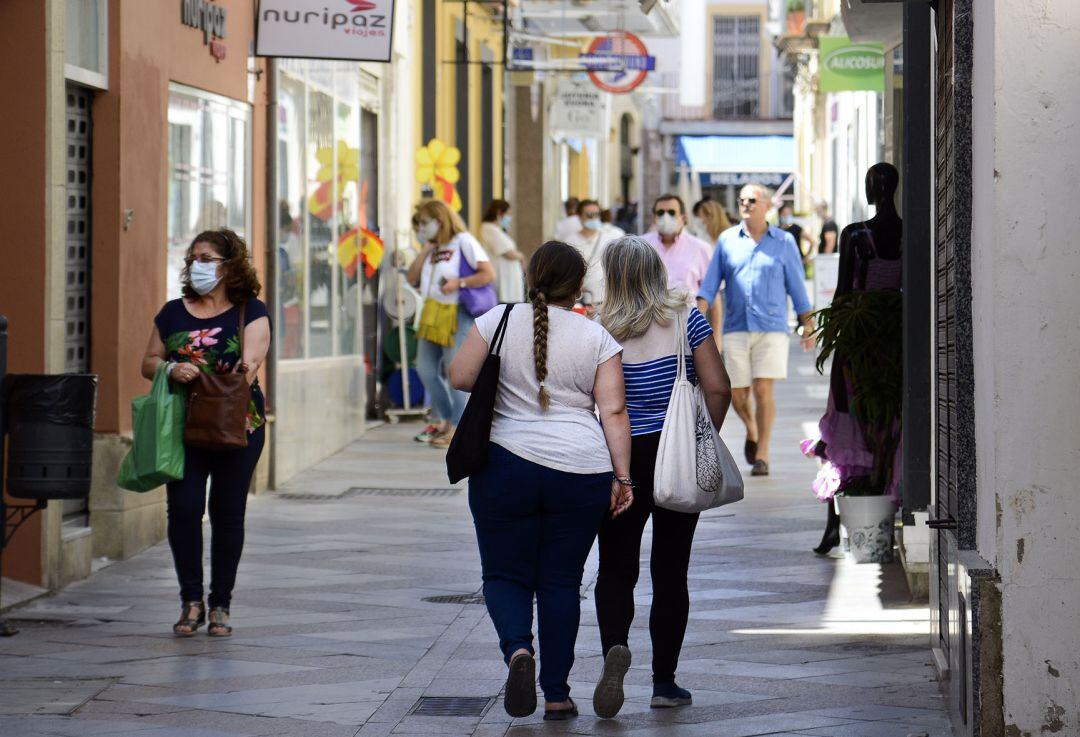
[500,214,512,229]
[583,218,602,231]
[189,260,222,295]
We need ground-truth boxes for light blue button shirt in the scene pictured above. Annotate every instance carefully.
[697,223,812,334]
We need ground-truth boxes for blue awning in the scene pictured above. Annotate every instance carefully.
[676,135,795,173]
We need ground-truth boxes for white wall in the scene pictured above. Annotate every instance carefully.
[972,0,1080,731]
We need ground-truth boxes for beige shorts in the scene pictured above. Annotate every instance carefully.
[722,331,790,388]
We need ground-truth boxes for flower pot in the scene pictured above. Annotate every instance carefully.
[837,495,897,563]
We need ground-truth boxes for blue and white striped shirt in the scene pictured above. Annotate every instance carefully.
[622,308,714,436]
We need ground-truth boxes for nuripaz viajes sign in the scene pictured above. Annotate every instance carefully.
[818,36,885,93]
[256,0,394,63]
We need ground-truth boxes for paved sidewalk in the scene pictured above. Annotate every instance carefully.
[0,340,951,737]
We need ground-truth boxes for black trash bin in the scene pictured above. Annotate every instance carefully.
[3,374,98,500]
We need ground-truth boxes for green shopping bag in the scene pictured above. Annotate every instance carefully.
[117,363,186,492]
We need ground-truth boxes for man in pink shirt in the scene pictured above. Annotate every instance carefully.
[641,194,714,293]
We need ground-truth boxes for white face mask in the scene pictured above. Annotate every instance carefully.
[418,220,440,242]
[189,260,222,295]
[656,213,681,236]
[583,218,602,232]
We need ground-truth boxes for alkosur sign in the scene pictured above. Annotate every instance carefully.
[256,0,394,62]
[818,36,885,93]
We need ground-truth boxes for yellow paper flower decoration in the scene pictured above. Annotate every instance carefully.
[416,139,461,187]
[315,140,361,184]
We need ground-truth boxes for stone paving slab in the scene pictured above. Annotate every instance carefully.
[0,338,951,736]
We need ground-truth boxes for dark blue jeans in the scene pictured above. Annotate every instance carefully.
[166,426,265,609]
[469,443,611,703]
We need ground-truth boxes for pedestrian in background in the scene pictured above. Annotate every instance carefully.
[641,194,713,294]
[140,228,272,638]
[449,241,632,721]
[697,184,814,477]
[600,208,626,241]
[779,202,815,278]
[565,199,611,310]
[554,197,581,241]
[817,201,839,254]
[479,199,526,304]
[690,198,732,249]
[407,199,495,449]
[593,236,731,718]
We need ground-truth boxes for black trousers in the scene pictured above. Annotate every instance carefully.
[166,426,265,609]
[594,432,700,684]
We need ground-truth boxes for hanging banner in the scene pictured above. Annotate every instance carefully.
[256,0,394,62]
[818,36,885,93]
[549,79,605,137]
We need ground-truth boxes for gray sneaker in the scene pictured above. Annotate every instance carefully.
[592,645,631,718]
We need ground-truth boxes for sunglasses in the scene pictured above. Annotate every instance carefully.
[654,209,679,218]
[185,255,226,264]
[739,198,758,207]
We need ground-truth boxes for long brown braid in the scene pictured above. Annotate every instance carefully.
[530,288,551,409]
[526,241,587,411]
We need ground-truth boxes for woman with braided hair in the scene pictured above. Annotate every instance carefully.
[450,241,632,721]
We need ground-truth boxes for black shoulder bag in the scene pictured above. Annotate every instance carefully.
[446,304,514,483]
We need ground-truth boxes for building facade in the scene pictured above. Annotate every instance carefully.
[0,0,418,590]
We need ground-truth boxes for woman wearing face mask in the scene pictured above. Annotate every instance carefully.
[479,199,526,304]
[407,200,496,448]
[140,228,272,637]
[565,199,610,309]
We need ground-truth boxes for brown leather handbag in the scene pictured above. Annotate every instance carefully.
[183,303,252,450]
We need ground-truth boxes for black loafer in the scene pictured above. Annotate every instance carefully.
[543,698,578,721]
[751,460,770,477]
[744,439,758,465]
[504,652,537,718]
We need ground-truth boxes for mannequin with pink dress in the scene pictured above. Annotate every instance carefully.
[809,163,903,555]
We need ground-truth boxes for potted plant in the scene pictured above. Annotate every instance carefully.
[806,288,903,562]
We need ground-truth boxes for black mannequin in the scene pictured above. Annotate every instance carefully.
[813,162,902,555]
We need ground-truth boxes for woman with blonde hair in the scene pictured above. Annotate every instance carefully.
[591,235,732,718]
[406,199,496,447]
[450,241,632,721]
[691,199,732,247]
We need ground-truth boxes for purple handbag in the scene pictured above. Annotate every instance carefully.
[458,252,498,318]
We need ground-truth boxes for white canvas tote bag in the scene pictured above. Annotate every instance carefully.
[653,309,744,513]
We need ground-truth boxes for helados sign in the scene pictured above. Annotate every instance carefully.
[819,37,885,92]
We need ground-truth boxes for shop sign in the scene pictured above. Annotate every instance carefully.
[701,171,791,187]
[550,79,605,137]
[180,0,228,61]
[580,32,654,94]
[256,0,394,62]
[818,36,885,93]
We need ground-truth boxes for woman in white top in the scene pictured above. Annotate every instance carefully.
[406,200,495,448]
[479,199,526,303]
[564,199,610,309]
[591,236,732,719]
[450,241,632,721]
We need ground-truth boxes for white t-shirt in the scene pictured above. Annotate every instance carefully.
[554,215,582,241]
[479,222,525,304]
[565,229,610,305]
[476,304,623,474]
[419,232,490,305]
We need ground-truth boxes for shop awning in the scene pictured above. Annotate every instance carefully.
[676,135,795,173]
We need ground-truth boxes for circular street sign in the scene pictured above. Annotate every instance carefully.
[583,32,655,94]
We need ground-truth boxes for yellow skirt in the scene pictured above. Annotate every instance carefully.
[417,299,458,347]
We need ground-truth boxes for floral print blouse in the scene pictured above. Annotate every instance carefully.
[154,298,271,434]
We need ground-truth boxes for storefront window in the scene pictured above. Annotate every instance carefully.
[167,86,251,301]
[276,61,373,361]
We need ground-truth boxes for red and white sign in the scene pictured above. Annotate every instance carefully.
[580,32,655,94]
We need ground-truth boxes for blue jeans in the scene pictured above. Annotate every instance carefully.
[416,309,473,425]
[469,444,611,703]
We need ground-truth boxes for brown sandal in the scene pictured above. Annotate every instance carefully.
[207,607,232,637]
[173,600,206,637]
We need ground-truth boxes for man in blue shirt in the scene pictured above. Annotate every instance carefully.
[696,184,814,477]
